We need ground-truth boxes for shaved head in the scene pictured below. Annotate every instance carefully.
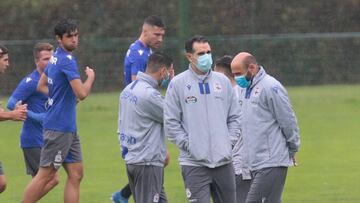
[140,15,165,49]
[231,52,258,77]
[231,52,256,71]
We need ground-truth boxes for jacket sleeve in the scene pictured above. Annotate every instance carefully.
[7,78,45,124]
[164,81,189,151]
[227,84,242,147]
[267,84,300,157]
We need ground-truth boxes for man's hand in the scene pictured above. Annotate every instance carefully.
[164,151,170,167]
[15,100,27,110]
[10,108,27,121]
[85,66,95,80]
[292,156,298,167]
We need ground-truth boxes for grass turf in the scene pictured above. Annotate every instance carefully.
[0,84,359,202]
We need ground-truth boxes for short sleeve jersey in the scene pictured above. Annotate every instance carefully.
[123,40,151,85]
[43,47,80,133]
[10,70,47,148]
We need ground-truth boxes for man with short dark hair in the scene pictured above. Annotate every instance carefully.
[0,44,28,194]
[123,15,165,85]
[118,52,173,203]
[22,18,95,203]
[214,55,235,86]
[7,42,59,197]
[231,52,300,203]
[113,15,168,203]
[164,35,241,203]
[214,55,252,203]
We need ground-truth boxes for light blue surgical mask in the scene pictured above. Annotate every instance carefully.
[160,70,170,88]
[197,53,213,73]
[235,75,250,88]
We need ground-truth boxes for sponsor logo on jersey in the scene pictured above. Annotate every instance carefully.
[26,77,32,83]
[185,96,197,104]
[47,77,53,85]
[49,56,57,65]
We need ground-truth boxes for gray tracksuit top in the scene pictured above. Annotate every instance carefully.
[241,66,300,171]
[164,65,241,168]
[118,72,166,167]
[232,85,251,179]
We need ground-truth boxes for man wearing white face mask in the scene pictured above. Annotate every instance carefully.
[164,35,241,203]
[231,52,300,203]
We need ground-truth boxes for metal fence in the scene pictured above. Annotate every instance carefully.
[1,31,360,95]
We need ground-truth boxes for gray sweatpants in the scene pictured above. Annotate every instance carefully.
[126,164,167,203]
[236,174,251,203]
[245,167,288,203]
[181,163,236,203]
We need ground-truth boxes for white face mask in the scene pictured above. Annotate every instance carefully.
[196,53,213,73]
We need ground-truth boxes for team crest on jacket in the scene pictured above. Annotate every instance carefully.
[185,96,197,104]
[253,86,262,97]
[214,82,222,92]
[153,193,159,202]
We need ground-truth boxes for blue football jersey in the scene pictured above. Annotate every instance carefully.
[123,40,151,85]
[10,70,47,148]
[43,47,80,133]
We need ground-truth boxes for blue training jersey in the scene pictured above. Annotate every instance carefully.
[44,46,80,133]
[10,70,47,148]
[123,40,151,85]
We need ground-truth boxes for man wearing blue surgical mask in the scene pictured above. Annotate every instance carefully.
[164,35,241,203]
[231,52,300,203]
[118,52,173,203]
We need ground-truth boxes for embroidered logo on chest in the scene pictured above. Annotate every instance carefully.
[253,86,262,98]
[214,82,222,93]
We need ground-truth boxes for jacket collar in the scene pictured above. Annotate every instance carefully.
[136,71,158,89]
[188,64,212,82]
[250,66,267,88]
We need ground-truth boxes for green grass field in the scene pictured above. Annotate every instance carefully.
[1,84,359,203]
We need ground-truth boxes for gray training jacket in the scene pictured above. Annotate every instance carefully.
[240,66,300,171]
[118,72,166,167]
[232,85,251,179]
[164,66,241,168]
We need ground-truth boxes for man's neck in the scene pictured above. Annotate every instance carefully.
[36,67,43,75]
[59,44,72,54]
[138,36,148,48]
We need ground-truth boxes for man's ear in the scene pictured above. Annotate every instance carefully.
[248,63,257,75]
[185,53,193,62]
[56,35,62,44]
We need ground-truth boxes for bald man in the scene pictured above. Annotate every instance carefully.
[231,52,300,203]
[114,15,168,203]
